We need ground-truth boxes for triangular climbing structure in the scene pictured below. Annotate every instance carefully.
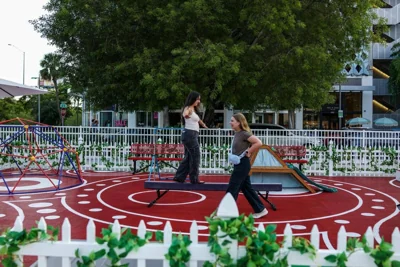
[249,145,316,193]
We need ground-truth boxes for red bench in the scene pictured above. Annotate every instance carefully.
[271,145,308,169]
[128,144,184,174]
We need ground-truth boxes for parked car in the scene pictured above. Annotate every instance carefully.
[248,123,321,146]
[322,127,400,148]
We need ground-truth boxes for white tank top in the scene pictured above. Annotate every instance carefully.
[184,109,200,132]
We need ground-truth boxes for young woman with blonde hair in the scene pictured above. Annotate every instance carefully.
[227,113,268,219]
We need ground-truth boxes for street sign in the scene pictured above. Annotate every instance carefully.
[338,110,343,118]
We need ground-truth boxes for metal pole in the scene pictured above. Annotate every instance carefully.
[38,74,41,123]
[22,52,25,85]
[8,44,25,84]
[338,82,342,129]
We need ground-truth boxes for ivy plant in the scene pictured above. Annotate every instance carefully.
[0,225,59,267]
[325,236,400,267]
[75,225,152,267]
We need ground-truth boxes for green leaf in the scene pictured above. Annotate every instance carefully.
[392,260,400,267]
[325,254,337,263]
[155,231,164,242]
[265,224,277,234]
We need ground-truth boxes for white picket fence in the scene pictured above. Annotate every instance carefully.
[4,194,400,267]
[2,126,400,176]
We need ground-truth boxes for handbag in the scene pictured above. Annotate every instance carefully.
[228,137,247,165]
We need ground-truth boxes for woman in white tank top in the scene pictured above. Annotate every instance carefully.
[173,91,208,184]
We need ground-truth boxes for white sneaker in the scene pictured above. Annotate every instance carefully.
[252,208,268,219]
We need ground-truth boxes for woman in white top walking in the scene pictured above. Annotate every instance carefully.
[173,91,207,184]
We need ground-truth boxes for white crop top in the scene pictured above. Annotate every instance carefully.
[184,109,200,132]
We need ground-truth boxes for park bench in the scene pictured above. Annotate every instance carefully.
[272,145,308,170]
[128,144,184,174]
[144,181,283,210]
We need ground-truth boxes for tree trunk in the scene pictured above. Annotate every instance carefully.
[203,105,215,128]
[163,106,170,127]
[287,109,295,129]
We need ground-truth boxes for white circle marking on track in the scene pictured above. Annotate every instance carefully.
[389,179,400,189]
[128,191,206,206]
[147,221,163,226]
[90,180,364,224]
[361,213,375,217]
[0,178,62,191]
[36,209,57,214]
[320,178,400,244]
[113,215,126,220]
[334,220,350,224]
[45,215,60,220]
[89,208,102,212]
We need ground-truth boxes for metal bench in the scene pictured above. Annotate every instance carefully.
[144,181,283,210]
[128,144,184,174]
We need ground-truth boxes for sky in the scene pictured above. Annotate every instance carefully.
[0,0,56,87]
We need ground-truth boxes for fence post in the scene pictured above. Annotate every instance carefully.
[37,217,48,267]
[310,225,320,249]
[163,221,172,267]
[393,227,400,252]
[216,193,239,263]
[337,226,347,251]
[62,218,72,267]
[283,224,292,249]
[137,220,147,267]
[328,140,334,176]
[86,219,96,243]
[189,221,199,267]
[11,216,24,267]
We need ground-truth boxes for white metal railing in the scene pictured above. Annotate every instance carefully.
[1,126,400,176]
[3,193,399,267]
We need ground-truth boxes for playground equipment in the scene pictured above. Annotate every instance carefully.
[250,145,336,193]
[0,118,83,194]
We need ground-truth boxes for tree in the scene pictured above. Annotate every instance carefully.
[0,98,33,121]
[26,83,72,125]
[31,0,386,126]
[39,53,65,124]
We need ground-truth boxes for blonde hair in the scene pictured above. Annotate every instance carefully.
[232,113,252,133]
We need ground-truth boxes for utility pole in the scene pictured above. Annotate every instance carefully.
[31,74,42,122]
[338,82,343,129]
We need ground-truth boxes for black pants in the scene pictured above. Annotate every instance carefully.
[226,156,265,213]
[174,129,200,183]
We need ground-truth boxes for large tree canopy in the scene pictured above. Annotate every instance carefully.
[32,0,385,124]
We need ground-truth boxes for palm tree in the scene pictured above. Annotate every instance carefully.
[39,53,64,124]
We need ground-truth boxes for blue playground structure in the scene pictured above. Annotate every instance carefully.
[0,118,83,194]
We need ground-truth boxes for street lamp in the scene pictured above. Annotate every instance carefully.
[8,44,25,85]
[31,74,42,123]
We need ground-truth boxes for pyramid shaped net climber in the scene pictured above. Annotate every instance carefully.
[0,118,83,194]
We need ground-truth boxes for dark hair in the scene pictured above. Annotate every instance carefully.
[181,91,200,125]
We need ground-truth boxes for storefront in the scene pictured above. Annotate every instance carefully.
[303,86,373,130]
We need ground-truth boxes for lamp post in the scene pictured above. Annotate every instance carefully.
[31,74,42,122]
[338,82,343,129]
[8,44,25,85]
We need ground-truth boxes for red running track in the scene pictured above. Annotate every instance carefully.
[0,172,399,251]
